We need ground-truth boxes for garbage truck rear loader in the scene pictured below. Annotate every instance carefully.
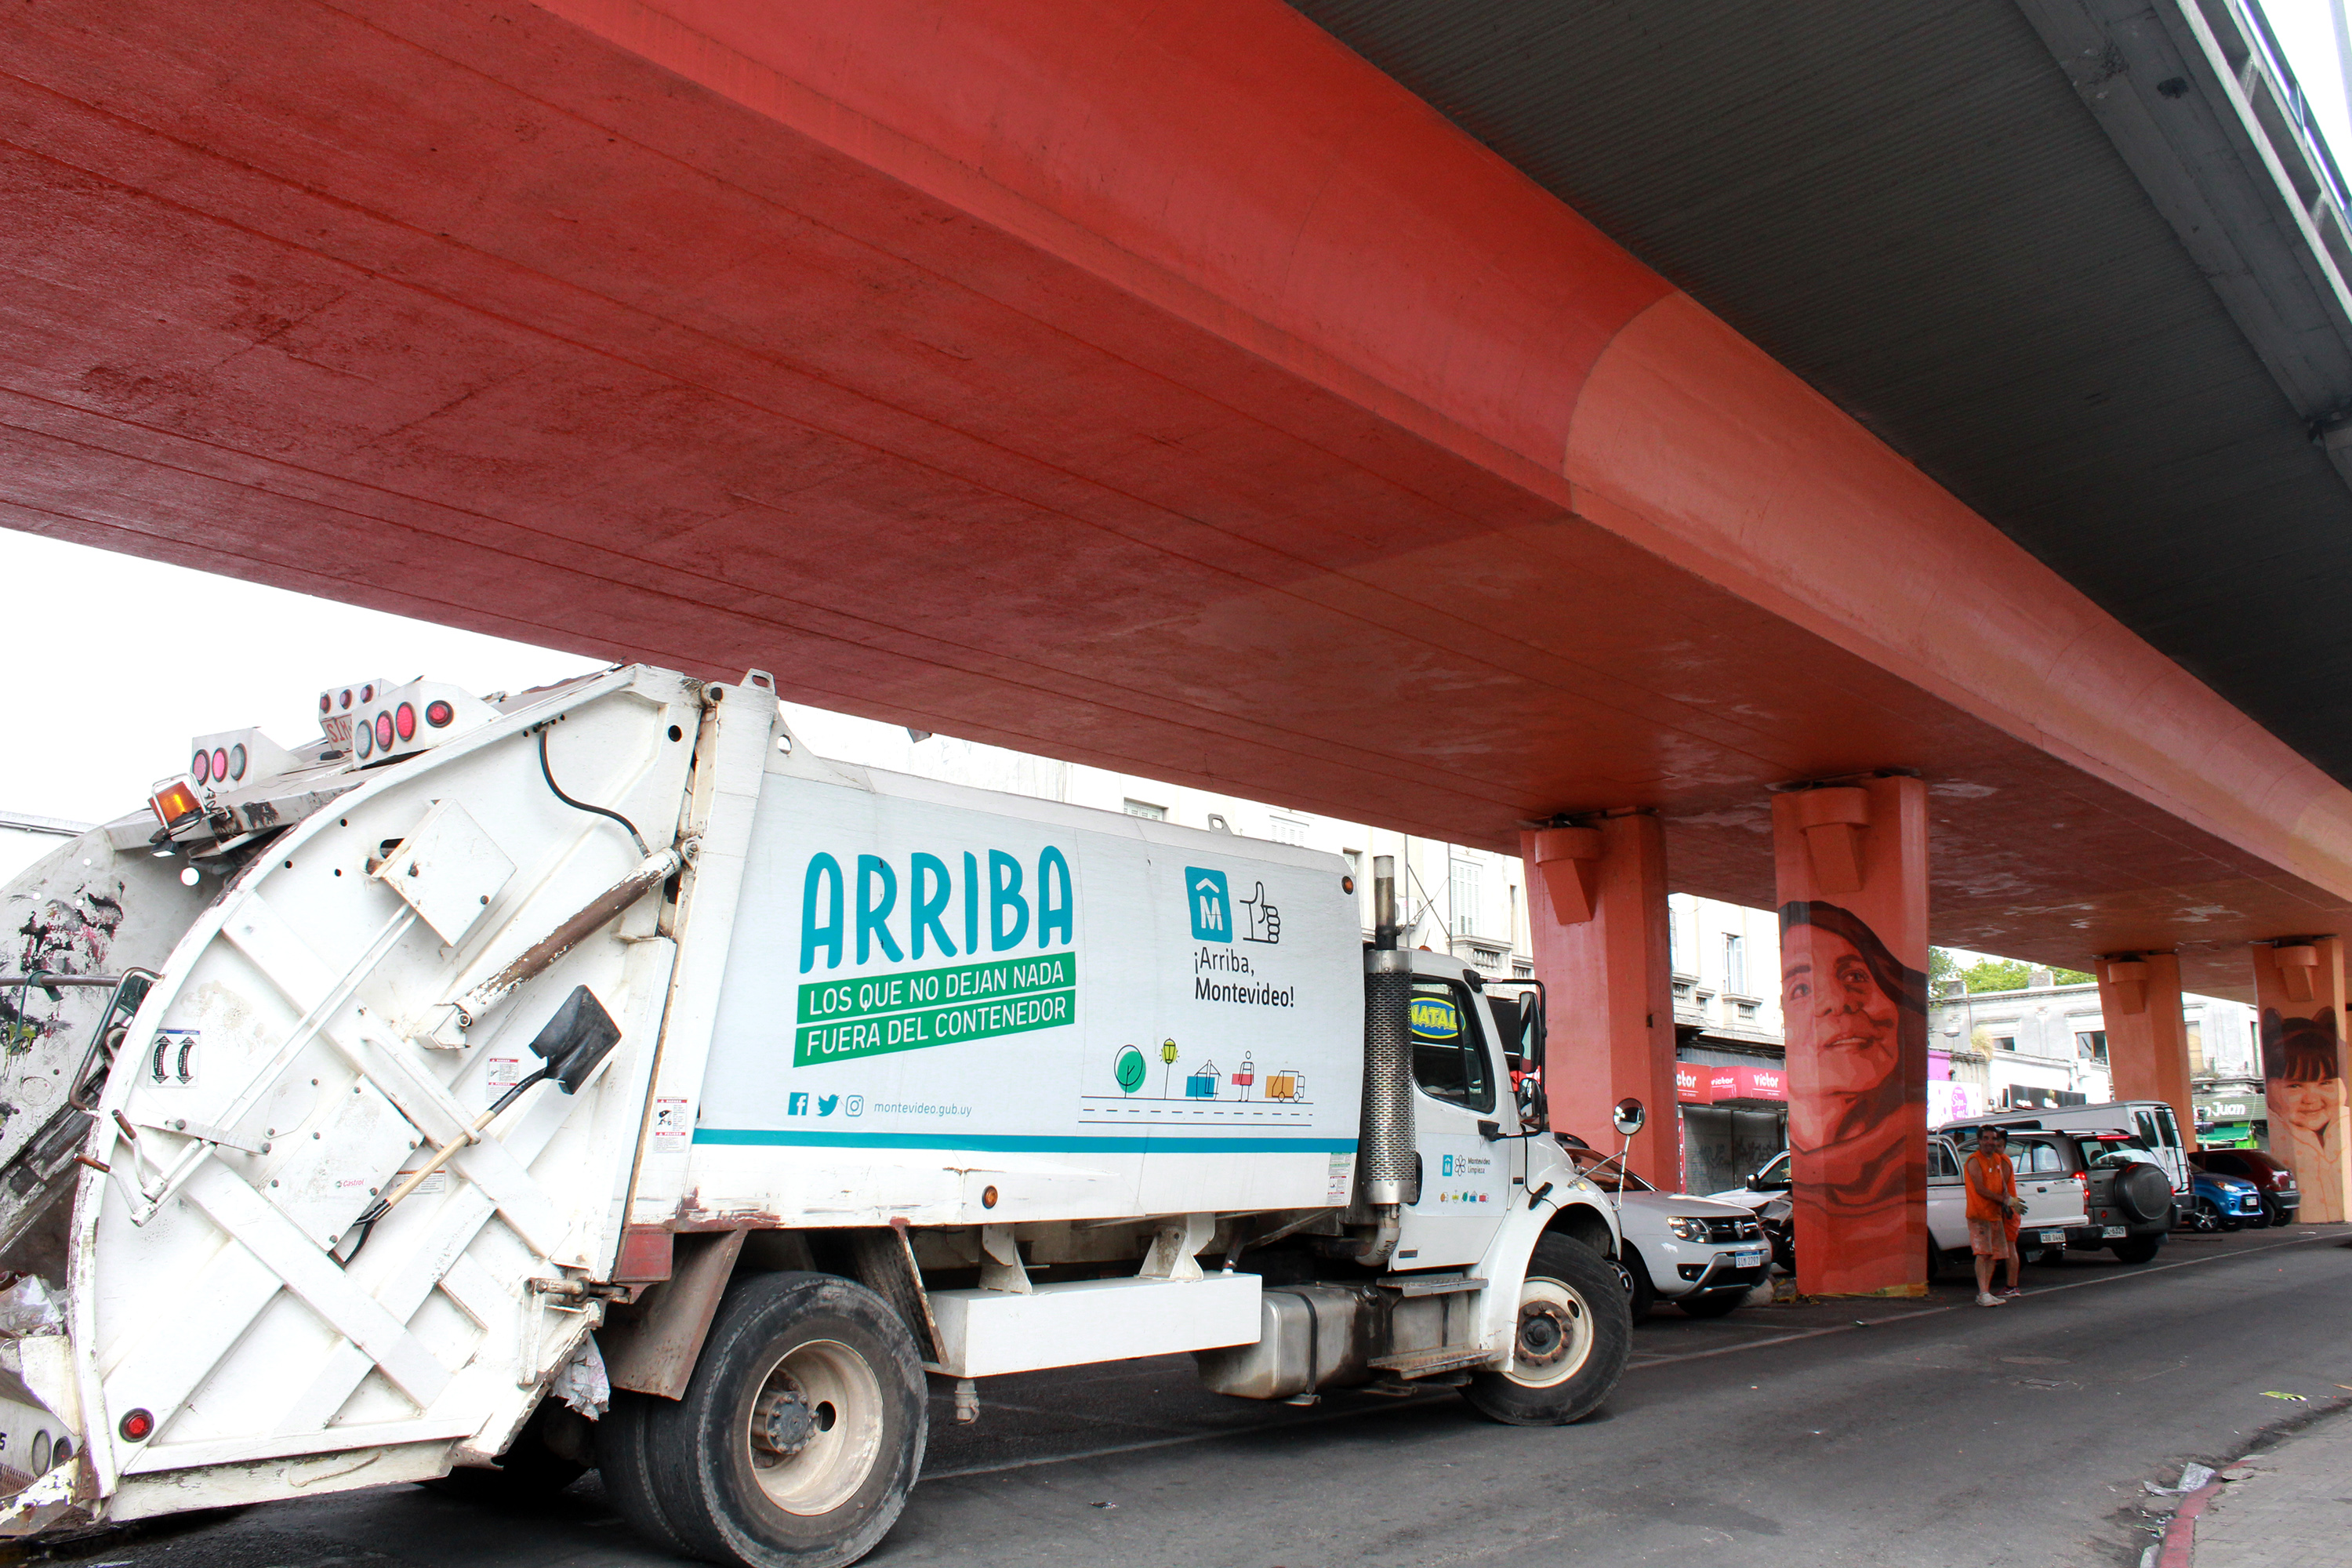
[0,666,1629,1566]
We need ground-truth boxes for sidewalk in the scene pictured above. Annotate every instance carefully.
[2172,1402,2352,1567]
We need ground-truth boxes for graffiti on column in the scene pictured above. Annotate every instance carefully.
[2260,1007,2347,1223]
[1779,901,1927,1291]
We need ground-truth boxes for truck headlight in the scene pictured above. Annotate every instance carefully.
[1666,1217,1707,1241]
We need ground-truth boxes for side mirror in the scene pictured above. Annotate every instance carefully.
[1745,1173,1762,1191]
[1611,1098,1646,1137]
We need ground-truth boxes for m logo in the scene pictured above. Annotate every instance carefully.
[1185,867,1232,944]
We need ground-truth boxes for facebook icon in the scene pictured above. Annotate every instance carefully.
[788,1092,810,1116]
[1185,867,1232,943]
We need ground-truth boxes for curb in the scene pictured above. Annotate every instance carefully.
[2154,1476,2227,1568]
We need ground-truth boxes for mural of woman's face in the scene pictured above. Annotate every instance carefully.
[1782,925,1900,1102]
[2284,1075,2345,1134]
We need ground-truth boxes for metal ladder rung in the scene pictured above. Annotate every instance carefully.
[1367,1345,1494,1378]
[1376,1272,1487,1297]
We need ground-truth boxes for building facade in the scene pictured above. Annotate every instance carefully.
[1668,895,1788,1196]
[1926,969,2262,1142]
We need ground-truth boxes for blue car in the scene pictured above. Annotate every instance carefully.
[2183,1170,2265,1232]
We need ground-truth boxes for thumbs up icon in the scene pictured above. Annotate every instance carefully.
[1240,881,1282,945]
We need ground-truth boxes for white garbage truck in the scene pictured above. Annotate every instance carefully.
[0,663,1629,1566]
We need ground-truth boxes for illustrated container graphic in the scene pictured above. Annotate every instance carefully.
[1186,1059,1220,1098]
[1267,1071,1299,1101]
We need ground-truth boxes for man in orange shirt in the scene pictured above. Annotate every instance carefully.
[1965,1127,2027,1307]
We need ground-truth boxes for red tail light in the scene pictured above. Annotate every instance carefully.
[211,748,229,783]
[394,702,416,741]
[191,750,210,784]
[425,699,453,728]
[375,713,394,750]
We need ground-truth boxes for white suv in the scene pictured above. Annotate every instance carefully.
[1566,1147,1769,1320]
[1927,1131,2169,1269]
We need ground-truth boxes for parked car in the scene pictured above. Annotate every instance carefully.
[2181,1167,2267,1231]
[1707,1149,1789,1212]
[1563,1146,1770,1321]
[1940,1100,2190,1196]
[1754,1131,2172,1280]
[1756,1189,1793,1272]
[2190,1148,2301,1227]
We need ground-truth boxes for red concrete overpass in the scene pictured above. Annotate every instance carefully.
[9,0,2352,1287]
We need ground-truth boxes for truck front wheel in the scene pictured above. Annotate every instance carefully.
[644,1271,927,1568]
[1462,1232,1629,1427]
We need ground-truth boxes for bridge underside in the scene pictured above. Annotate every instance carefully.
[6,0,2351,997]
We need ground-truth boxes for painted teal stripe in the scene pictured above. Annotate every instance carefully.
[691,1129,1358,1154]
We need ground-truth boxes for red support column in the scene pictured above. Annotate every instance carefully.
[2095,953,2195,1150]
[1520,815,1679,1186]
[1772,777,1929,1298]
[2251,940,2352,1224]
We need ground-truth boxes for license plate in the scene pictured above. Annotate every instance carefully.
[2102,1225,2126,1239]
[1732,1249,1764,1269]
[2039,1229,2064,1245]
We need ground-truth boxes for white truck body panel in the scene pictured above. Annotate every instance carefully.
[45,666,706,1516]
[664,757,1363,1230]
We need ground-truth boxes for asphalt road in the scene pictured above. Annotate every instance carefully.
[19,1225,2352,1568]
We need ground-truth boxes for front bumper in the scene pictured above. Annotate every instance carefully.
[1667,1250,1772,1294]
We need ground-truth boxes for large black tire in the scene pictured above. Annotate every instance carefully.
[2109,1235,2164,1265]
[597,1390,696,1557]
[1614,1243,1657,1325]
[643,1272,927,1568]
[1677,1288,1746,1319]
[1463,1232,1629,1427]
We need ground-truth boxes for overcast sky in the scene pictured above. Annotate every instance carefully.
[6,0,2350,837]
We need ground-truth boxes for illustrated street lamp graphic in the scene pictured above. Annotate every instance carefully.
[1114,1044,1147,1096]
[1160,1038,1179,1098]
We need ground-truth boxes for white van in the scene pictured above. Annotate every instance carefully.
[1939,1100,2190,1197]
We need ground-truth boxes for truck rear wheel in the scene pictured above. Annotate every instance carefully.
[597,1390,696,1556]
[1462,1232,1628,1427]
[644,1271,927,1568]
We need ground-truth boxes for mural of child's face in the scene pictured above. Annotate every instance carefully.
[1783,926,1900,1100]
[2284,1075,2344,1134]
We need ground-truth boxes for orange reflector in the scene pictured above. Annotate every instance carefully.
[149,780,202,830]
